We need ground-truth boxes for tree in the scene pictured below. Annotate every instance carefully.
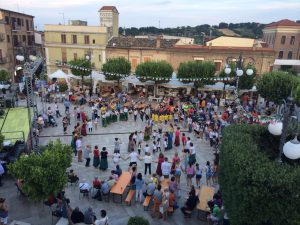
[219,124,300,225]
[0,70,10,82]
[127,216,150,225]
[257,71,299,104]
[177,61,215,87]
[8,140,72,201]
[69,58,92,89]
[135,61,173,96]
[102,57,131,82]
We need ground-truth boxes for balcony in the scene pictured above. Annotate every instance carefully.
[0,58,7,64]
[12,24,21,32]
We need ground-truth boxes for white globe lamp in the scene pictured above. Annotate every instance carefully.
[16,55,24,61]
[268,121,283,136]
[246,68,254,76]
[283,137,300,159]
[236,69,244,77]
[85,55,90,60]
[225,67,231,75]
[29,55,37,61]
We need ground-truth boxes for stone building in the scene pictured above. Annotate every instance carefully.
[106,36,276,75]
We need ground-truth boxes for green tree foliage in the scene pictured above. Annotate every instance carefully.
[102,57,131,81]
[0,70,10,82]
[177,61,216,87]
[8,140,72,201]
[257,71,299,104]
[127,216,150,225]
[58,83,68,92]
[69,58,92,88]
[0,134,4,152]
[219,124,300,225]
[135,61,173,83]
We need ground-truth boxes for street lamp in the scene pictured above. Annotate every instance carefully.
[269,96,300,162]
[85,54,93,97]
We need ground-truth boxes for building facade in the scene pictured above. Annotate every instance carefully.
[45,6,119,74]
[99,6,119,37]
[44,24,109,74]
[0,8,36,76]
[262,19,300,60]
[106,36,276,75]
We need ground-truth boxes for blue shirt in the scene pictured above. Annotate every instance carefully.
[0,163,4,175]
[135,178,144,190]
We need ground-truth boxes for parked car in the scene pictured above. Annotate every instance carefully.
[0,81,10,90]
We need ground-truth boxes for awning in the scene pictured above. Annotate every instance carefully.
[274,59,300,66]
[160,72,194,88]
[48,69,68,79]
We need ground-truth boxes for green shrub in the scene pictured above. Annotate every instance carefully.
[127,216,150,225]
[58,83,68,92]
[219,124,300,225]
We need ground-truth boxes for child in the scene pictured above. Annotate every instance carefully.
[195,163,202,188]
[94,116,98,130]
[151,173,158,187]
[112,151,121,164]
[157,139,161,152]
[55,102,62,118]
[87,119,93,132]
[144,144,150,154]
[181,133,187,146]
[174,162,181,185]
[163,138,167,151]
[152,130,157,141]
[186,163,195,187]
[152,141,157,153]
[137,141,142,155]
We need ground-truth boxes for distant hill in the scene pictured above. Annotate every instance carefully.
[119,22,265,44]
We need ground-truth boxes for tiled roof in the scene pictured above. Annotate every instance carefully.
[107,37,179,49]
[173,45,274,52]
[266,19,300,28]
[99,6,118,12]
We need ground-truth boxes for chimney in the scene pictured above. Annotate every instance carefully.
[156,35,162,48]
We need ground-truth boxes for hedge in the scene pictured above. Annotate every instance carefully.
[219,124,300,225]
[127,216,150,225]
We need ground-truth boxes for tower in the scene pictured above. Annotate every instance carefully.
[99,6,119,37]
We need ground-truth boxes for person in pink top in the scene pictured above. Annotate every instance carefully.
[174,127,181,146]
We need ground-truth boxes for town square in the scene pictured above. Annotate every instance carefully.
[0,1,300,225]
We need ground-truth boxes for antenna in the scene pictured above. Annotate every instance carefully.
[59,12,65,25]
[158,20,160,29]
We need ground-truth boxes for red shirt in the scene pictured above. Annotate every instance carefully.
[93,179,101,188]
[93,149,100,157]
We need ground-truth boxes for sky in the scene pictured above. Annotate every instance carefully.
[1,0,300,30]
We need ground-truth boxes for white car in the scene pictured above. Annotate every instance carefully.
[0,81,11,90]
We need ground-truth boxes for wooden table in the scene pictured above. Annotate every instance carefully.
[110,172,131,203]
[197,186,215,219]
[123,102,132,107]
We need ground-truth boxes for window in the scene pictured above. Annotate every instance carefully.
[72,35,77,44]
[61,34,66,44]
[214,61,222,72]
[84,35,90,44]
[26,20,29,30]
[278,51,284,59]
[13,35,18,46]
[73,53,77,60]
[21,19,24,26]
[0,50,2,62]
[6,35,10,43]
[22,35,26,42]
[5,16,9,24]
[93,39,95,44]
[61,48,67,63]
[281,36,286,45]
[131,58,138,70]
[287,51,293,59]
[99,54,102,62]
[144,57,151,62]
[27,35,31,45]
[290,36,295,45]
[269,66,273,72]
[17,18,21,26]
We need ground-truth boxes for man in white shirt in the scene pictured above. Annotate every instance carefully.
[93,210,108,225]
[79,179,91,196]
[75,137,82,156]
[161,157,171,179]
[124,150,140,167]
[144,152,152,175]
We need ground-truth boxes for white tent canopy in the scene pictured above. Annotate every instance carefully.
[203,82,236,91]
[123,75,155,86]
[160,72,194,88]
[48,69,68,79]
[274,59,300,66]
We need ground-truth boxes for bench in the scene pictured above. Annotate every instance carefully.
[55,217,68,225]
[143,196,151,211]
[125,190,135,205]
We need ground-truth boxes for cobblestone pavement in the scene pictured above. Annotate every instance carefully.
[3,99,216,225]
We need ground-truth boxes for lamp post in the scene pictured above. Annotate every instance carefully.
[224,53,255,110]
[268,96,300,162]
[85,54,93,97]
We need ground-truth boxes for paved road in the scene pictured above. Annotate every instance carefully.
[2,99,216,225]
